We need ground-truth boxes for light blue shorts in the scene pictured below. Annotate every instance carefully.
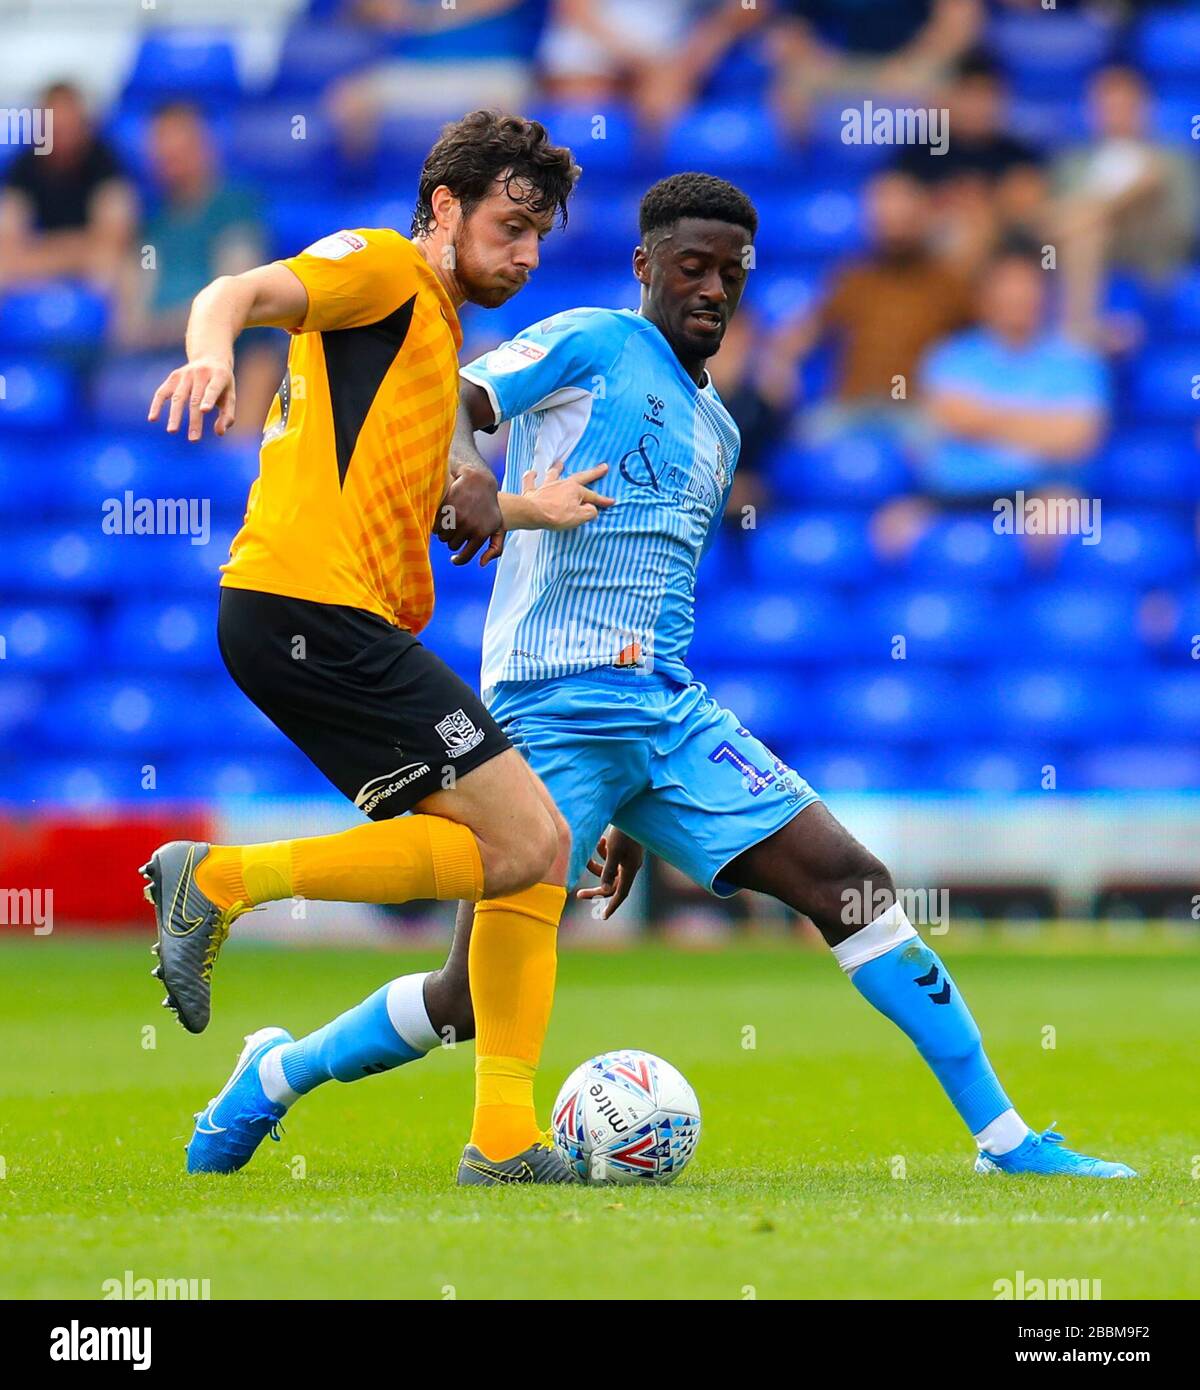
[487,669,821,896]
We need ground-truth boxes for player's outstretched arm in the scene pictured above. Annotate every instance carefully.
[500,460,613,533]
[147,263,309,442]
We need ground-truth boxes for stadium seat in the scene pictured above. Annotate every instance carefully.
[704,671,803,750]
[1,528,127,597]
[696,588,859,667]
[1056,511,1195,586]
[817,670,977,746]
[769,429,911,507]
[1142,671,1200,739]
[90,353,189,430]
[122,30,243,109]
[1077,743,1200,792]
[1131,349,1198,420]
[791,747,916,794]
[0,282,109,351]
[749,511,876,588]
[36,677,222,754]
[13,757,146,808]
[105,600,219,673]
[861,587,1001,663]
[0,360,76,430]
[0,676,45,745]
[225,105,339,186]
[755,188,866,259]
[1136,10,1200,77]
[170,754,331,799]
[267,21,385,98]
[1016,585,1141,662]
[932,746,1071,796]
[986,668,1134,742]
[0,605,91,674]
[664,105,783,174]
[1097,431,1200,503]
[910,515,1024,586]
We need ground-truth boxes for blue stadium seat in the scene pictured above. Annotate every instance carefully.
[986,668,1134,742]
[664,105,783,173]
[755,188,865,259]
[696,588,858,667]
[0,360,75,430]
[910,515,1024,586]
[169,755,331,799]
[0,283,109,351]
[14,758,145,807]
[0,605,90,673]
[90,353,187,430]
[268,21,386,98]
[0,675,45,744]
[1140,585,1200,663]
[1131,349,1197,420]
[36,678,222,754]
[1057,511,1195,586]
[1017,585,1141,661]
[1142,671,1200,739]
[704,671,800,749]
[207,683,289,754]
[0,438,52,516]
[750,511,876,588]
[990,7,1115,80]
[526,105,642,177]
[226,106,339,185]
[162,528,239,595]
[817,670,974,745]
[1164,268,1200,336]
[769,429,910,506]
[123,30,242,108]
[105,600,218,673]
[746,270,818,327]
[422,597,490,678]
[789,746,916,793]
[1077,743,1200,792]
[1097,431,1200,503]
[1136,10,1200,76]
[932,746,1070,796]
[1,528,127,597]
[862,587,1001,663]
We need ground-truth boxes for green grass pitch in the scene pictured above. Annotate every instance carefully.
[1,934,1196,1300]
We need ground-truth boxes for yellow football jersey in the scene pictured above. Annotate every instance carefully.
[221,228,463,633]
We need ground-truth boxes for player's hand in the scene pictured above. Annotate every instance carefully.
[522,460,613,530]
[437,466,505,567]
[148,356,236,441]
[577,827,644,919]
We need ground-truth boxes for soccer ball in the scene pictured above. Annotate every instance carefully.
[551,1049,701,1185]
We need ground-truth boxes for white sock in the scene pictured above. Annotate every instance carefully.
[385,972,441,1053]
[974,1108,1030,1156]
[831,902,918,977]
[259,1045,298,1107]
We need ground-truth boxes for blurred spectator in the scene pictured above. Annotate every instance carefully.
[918,245,1107,498]
[788,171,975,436]
[538,0,764,129]
[896,53,1046,262]
[770,0,982,129]
[1051,65,1199,345]
[0,82,135,290]
[707,307,804,527]
[329,0,545,157]
[113,103,282,435]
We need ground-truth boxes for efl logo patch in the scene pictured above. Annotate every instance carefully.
[302,230,367,260]
[486,341,547,374]
[436,708,485,756]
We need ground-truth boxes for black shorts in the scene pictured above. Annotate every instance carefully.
[217,588,510,819]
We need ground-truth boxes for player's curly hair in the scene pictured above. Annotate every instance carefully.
[638,172,758,245]
[411,110,581,238]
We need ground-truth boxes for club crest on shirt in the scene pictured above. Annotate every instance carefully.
[436,708,486,756]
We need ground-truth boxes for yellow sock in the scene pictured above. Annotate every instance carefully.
[194,816,484,910]
[468,881,567,1161]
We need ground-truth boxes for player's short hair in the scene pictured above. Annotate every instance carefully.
[638,173,758,246]
[411,110,580,238]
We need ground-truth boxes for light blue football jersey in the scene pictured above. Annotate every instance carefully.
[461,307,741,691]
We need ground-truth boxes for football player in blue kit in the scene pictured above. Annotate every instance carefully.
[191,173,1134,1184]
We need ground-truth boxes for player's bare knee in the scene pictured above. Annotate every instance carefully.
[484,803,558,896]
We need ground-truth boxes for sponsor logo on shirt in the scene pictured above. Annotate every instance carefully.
[302,230,368,260]
[486,341,548,374]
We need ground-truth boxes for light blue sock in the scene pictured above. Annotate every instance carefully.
[834,907,1024,1149]
[261,973,440,1102]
